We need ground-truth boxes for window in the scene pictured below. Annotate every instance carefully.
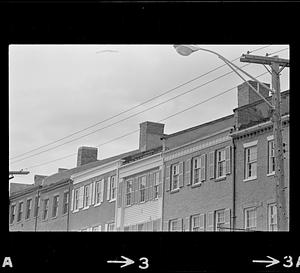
[92,225,101,231]
[25,199,32,219]
[192,157,200,184]
[124,226,130,232]
[153,219,160,231]
[245,146,257,179]
[10,204,16,224]
[138,176,146,203]
[138,223,145,231]
[244,207,256,231]
[17,202,23,222]
[34,196,40,217]
[74,188,80,210]
[95,181,101,205]
[109,176,117,200]
[171,164,179,191]
[268,204,278,231]
[52,195,59,218]
[43,199,49,220]
[62,191,69,215]
[191,215,200,231]
[83,184,90,208]
[215,209,225,231]
[268,140,275,174]
[170,219,180,231]
[216,149,226,178]
[153,171,160,199]
[107,222,115,231]
[126,180,133,206]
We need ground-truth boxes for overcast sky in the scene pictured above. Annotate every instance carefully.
[9,44,289,185]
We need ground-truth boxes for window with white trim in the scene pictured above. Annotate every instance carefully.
[124,226,130,232]
[191,214,200,231]
[192,157,200,185]
[268,140,275,174]
[83,184,90,208]
[171,164,179,191]
[10,204,16,224]
[126,180,133,206]
[169,219,180,231]
[62,191,69,215]
[215,209,225,231]
[244,207,256,231]
[138,223,145,231]
[43,199,49,220]
[268,203,278,231]
[153,171,160,199]
[216,149,226,178]
[110,175,117,200]
[17,202,23,222]
[107,222,115,231]
[245,146,257,179]
[95,181,101,205]
[25,199,32,220]
[73,188,80,211]
[92,225,101,231]
[138,176,147,203]
[52,195,59,218]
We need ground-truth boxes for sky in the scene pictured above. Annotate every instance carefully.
[9,44,290,185]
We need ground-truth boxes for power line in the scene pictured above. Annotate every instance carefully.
[22,70,269,171]
[9,45,273,161]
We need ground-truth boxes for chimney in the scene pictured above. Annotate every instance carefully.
[77,146,98,167]
[238,80,270,108]
[34,175,47,187]
[139,121,165,152]
[58,168,68,173]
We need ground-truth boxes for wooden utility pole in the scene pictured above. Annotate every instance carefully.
[240,54,289,231]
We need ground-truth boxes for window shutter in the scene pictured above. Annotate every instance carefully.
[207,212,214,231]
[179,162,184,187]
[158,182,162,198]
[178,218,183,231]
[165,166,171,192]
[78,186,84,209]
[146,221,152,231]
[91,182,95,205]
[163,220,169,231]
[185,216,190,231]
[224,208,231,232]
[225,146,231,174]
[185,159,192,186]
[117,180,123,208]
[107,176,111,201]
[200,154,206,181]
[132,224,137,231]
[145,174,150,202]
[88,184,92,206]
[199,214,205,231]
[100,180,104,203]
[104,223,108,231]
[149,173,154,200]
[134,178,139,204]
[208,151,215,179]
[70,189,74,211]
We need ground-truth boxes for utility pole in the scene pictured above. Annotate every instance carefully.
[240,54,289,231]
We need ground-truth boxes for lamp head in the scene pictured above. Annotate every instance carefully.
[173,45,200,56]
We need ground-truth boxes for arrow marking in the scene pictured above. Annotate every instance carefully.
[252,256,280,268]
[107,256,135,268]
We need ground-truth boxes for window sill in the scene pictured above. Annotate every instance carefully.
[82,206,89,211]
[109,198,116,203]
[243,176,257,182]
[191,182,202,189]
[73,209,79,213]
[267,172,275,177]
[51,215,58,220]
[215,176,226,182]
[94,203,101,207]
[170,188,180,194]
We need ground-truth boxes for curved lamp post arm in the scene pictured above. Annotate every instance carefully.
[174,45,274,110]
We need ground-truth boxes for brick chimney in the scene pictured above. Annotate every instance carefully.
[238,80,270,108]
[77,146,98,167]
[139,121,165,152]
[34,175,47,187]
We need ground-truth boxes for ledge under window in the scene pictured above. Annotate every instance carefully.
[191,182,202,189]
[170,188,180,194]
[94,203,101,207]
[82,206,89,211]
[267,172,275,177]
[109,198,116,203]
[243,176,257,182]
[215,176,226,182]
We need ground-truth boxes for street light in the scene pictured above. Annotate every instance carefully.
[174,44,289,231]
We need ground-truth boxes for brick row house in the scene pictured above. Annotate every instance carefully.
[9,80,290,231]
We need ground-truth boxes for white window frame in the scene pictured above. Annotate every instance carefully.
[267,140,276,175]
[52,195,59,218]
[138,175,147,203]
[244,207,257,231]
[25,198,32,220]
[153,171,160,199]
[74,188,80,211]
[62,191,69,215]
[216,149,226,179]
[17,201,23,222]
[43,199,49,220]
[268,203,278,231]
[215,209,225,231]
[171,164,180,191]
[244,145,257,180]
[83,184,90,208]
[95,181,101,205]
[125,180,133,206]
[10,203,16,224]
[107,222,115,231]
[110,176,117,201]
[191,214,200,231]
[170,219,180,231]
[192,157,201,185]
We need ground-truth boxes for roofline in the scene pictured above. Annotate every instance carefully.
[119,151,162,169]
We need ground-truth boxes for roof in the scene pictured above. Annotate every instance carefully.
[122,146,163,165]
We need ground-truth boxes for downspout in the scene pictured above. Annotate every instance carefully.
[232,137,237,232]
[66,178,72,232]
[160,137,166,231]
[34,185,41,232]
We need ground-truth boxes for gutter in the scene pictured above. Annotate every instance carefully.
[232,138,236,232]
